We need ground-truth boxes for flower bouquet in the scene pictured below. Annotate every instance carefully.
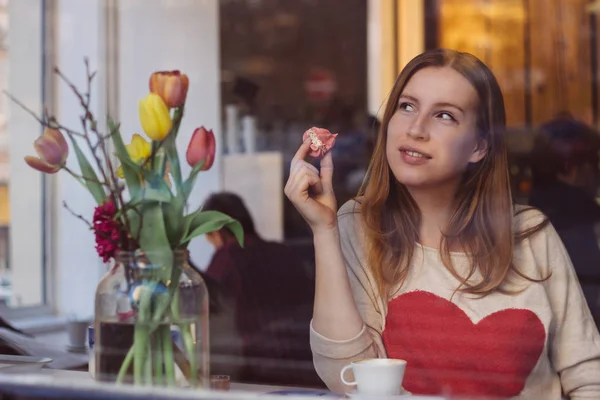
[7,60,242,387]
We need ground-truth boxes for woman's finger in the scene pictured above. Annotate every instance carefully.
[289,161,320,188]
[290,139,312,169]
[287,168,322,201]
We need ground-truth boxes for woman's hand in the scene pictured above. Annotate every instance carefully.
[284,139,338,233]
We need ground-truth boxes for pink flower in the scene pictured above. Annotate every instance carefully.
[93,199,120,262]
[24,128,69,173]
[186,126,216,170]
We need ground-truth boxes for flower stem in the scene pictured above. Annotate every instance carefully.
[179,322,197,386]
[145,340,153,385]
[116,346,134,384]
[152,332,163,386]
[152,267,182,324]
[133,284,152,385]
[133,324,149,385]
[162,325,175,386]
[116,266,183,385]
[170,287,198,386]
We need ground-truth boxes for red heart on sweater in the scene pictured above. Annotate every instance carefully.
[383,291,545,397]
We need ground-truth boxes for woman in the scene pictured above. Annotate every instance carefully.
[284,49,600,398]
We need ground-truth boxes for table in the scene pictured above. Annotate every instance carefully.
[46,368,316,394]
[0,368,444,399]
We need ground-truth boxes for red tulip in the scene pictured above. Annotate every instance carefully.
[149,70,189,108]
[186,127,216,171]
[25,128,69,174]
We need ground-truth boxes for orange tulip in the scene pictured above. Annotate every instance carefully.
[186,127,216,171]
[25,128,69,174]
[149,70,189,108]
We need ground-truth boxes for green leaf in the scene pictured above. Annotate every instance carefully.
[164,134,182,195]
[180,210,244,247]
[129,172,173,204]
[181,160,204,201]
[163,107,184,194]
[126,202,145,243]
[140,186,172,203]
[138,202,173,268]
[67,136,106,205]
[146,171,173,195]
[109,118,142,200]
[153,147,168,178]
[170,106,185,141]
[162,195,184,247]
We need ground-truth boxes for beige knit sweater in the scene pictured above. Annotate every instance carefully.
[311,200,600,399]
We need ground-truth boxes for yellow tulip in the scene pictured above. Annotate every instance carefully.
[139,93,172,141]
[127,133,152,161]
[117,134,152,178]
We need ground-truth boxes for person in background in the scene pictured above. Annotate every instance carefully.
[200,192,320,387]
[344,115,380,191]
[529,116,600,326]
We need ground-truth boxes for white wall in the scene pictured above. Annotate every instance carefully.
[117,0,221,270]
[223,153,283,242]
[52,0,107,319]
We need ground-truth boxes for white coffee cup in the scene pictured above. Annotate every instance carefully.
[340,358,407,396]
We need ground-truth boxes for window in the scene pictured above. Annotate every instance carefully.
[219,0,369,242]
[426,0,596,128]
[425,0,599,203]
[1,0,49,313]
[0,0,10,304]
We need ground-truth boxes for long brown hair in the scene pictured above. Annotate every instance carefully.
[358,49,547,298]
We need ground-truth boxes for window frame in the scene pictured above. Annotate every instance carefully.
[2,0,55,319]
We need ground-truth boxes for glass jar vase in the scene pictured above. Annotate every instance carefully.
[93,249,209,387]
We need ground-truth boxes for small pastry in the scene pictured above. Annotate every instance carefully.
[303,127,338,158]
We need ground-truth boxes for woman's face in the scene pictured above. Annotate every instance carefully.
[386,66,486,190]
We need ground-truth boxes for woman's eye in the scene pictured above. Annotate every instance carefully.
[438,112,456,122]
[399,102,414,112]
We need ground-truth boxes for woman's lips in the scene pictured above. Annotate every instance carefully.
[399,148,431,165]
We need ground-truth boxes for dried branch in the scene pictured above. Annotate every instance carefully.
[2,91,89,140]
[8,59,146,252]
[53,61,137,249]
[3,91,46,126]
[45,115,86,138]
[54,66,92,113]
[63,201,92,229]
[63,165,111,187]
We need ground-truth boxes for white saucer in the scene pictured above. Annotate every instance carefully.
[345,389,412,399]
